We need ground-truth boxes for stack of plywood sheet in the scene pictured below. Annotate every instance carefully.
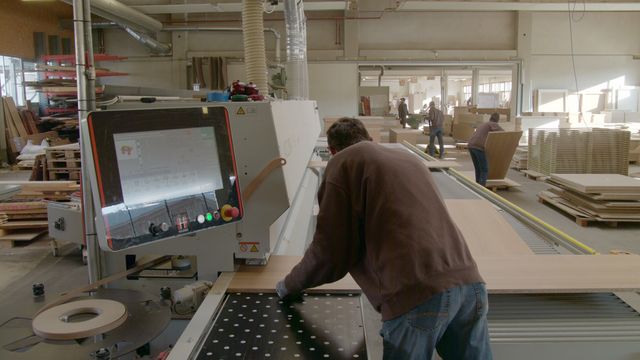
[528,128,630,176]
[0,181,79,247]
[538,174,640,226]
[511,147,528,170]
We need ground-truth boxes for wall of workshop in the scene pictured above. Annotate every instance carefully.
[0,0,73,60]
[358,12,517,52]
[522,12,640,111]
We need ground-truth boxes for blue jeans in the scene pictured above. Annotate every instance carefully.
[469,148,488,186]
[428,128,444,158]
[380,283,492,360]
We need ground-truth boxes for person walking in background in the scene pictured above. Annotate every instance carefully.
[426,101,445,158]
[276,117,492,360]
[398,98,409,128]
[467,112,503,186]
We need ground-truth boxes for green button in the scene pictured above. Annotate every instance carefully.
[206,213,213,221]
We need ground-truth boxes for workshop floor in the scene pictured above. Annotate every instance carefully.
[0,139,639,358]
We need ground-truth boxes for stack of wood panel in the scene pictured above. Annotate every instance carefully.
[528,128,630,176]
[45,143,81,182]
[0,181,79,247]
[538,174,640,226]
[511,147,528,170]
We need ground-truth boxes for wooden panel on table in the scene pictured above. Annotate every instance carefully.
[477,255,640,293]
[485,131,523,180]
[444,199,534,257]
[228,255,360,293]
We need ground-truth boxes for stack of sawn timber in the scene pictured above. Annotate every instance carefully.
[538,174,640,226]
[0,181,79,246]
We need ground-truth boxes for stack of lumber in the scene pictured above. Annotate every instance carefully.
[511,147,528,170]
[2,96,40,161]
[45,143,81,182]
[0,181,79,246]
[538,174,640,226]
[528,128,630,176]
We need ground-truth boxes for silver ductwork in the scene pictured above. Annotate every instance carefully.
[284,0,309,99]
[61,0,162,34]
[123,27,172,55]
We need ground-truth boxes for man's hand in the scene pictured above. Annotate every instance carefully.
[275,279,289,299]
[276,279,304,303]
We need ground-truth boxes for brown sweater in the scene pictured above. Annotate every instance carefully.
[284,141,483,321]
[467,121,504,151]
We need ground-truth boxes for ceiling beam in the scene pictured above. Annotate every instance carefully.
[399,1,640,12]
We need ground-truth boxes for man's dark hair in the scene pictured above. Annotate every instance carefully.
[490,112,500,122]
[326,117,372,153]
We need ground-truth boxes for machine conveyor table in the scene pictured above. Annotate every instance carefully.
[196,292,367,360]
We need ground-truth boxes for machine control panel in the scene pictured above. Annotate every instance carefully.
[87,106,243,251]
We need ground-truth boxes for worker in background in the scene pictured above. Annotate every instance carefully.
[426,101,445,159]
[398,97,409,128]
[276,117,492,360]
[467,112,504,186]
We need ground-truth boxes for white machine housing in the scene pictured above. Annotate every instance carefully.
[82,100,321,281]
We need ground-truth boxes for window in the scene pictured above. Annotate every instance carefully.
[463,85,472,102]
[0,56,38,106]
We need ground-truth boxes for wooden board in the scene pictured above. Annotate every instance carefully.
[444,200,533,257]
[0,229,47,242]
[228,254,640,294]
[389,128,422,144]
[0,221,48,230]
[485,131,523,180]
[550,174,640,194]
[459,171,521,189]
[228,255,360,292]
[3,97,28,138]
[477,255,640,293]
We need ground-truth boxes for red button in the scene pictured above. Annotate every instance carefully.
[224,207,240,218]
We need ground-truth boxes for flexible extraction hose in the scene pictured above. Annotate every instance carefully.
[242,0,268,95]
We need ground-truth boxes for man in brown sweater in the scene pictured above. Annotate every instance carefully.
[467,113,504,186]
[276,117,492,359]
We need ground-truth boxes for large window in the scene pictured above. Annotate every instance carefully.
[465,81,512,107]
[0,56,39,106]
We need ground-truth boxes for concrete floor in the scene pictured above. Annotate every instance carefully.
[0,140,639,357]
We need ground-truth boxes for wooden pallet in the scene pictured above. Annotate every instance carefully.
[537,191,639,227]
[521,169,549,181]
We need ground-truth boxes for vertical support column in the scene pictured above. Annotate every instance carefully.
[517,11,533,112]
[471,68,480,106]
[441,70,448,112]
[74,0,100,283]
[343,19,359,59]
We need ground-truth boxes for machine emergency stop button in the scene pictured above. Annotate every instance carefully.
[220,205,239,222]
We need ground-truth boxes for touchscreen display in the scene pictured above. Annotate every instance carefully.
[113,127,224,206]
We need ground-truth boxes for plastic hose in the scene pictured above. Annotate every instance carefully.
[242,0,268,95]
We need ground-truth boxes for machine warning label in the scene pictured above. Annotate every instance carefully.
[237,107,246,115]
[239,242,259,252]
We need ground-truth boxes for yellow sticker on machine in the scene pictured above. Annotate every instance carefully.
[250,244,259,252]
[237,107,245,115]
